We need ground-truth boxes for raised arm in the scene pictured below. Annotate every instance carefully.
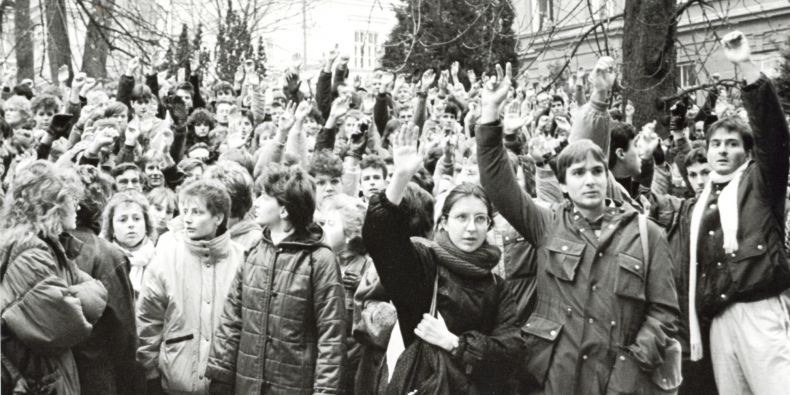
[569,57,615,153]
[362,124,434,346]
[476,63,551,246]
[722,31,790,208]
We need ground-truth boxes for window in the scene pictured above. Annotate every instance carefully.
[531,0,555,32]
[677,63,697,88]
[354,31,379,70]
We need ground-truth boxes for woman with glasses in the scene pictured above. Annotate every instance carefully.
[362,125,524,394]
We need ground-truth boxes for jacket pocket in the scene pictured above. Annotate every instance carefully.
[521,315,563,386]
[615,253,646,301]
[545,238,585,282]
[160,330,196,392]
[606,352,642,395]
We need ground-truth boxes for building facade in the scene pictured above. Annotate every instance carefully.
[513,0,790,92]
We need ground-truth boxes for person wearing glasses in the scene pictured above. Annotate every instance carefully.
[362,124,524,394]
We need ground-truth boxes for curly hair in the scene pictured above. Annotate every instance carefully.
[187,108,216,129]
[100,191,156,242]
[319,194,367,255]
[31,94,61,114]
[307,149,343,179]
[204,161,254,220]
[75,165,116,233]
[1,160,85,240]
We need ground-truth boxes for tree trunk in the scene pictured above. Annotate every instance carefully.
[46,0,72,83]
[621,0,677,138]
[82,0,114,79]
[14,0,35,81]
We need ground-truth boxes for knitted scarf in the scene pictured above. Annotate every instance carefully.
[115,237,156,294]
[433,230,501,278]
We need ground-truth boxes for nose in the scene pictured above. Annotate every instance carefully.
[465,218,477,232]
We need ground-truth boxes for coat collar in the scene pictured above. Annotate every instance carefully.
[183,231,232,263]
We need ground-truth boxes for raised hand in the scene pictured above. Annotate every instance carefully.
[636,120,660,160]
[504,110,529,134]
[80,77,98,97]
[419,69,436,93]
[126,57,140,77]
[391,124,423,176]
[294,100,313,120]
[329,96,350,119]
[450,61,460,80]
[467,69,477,84]
[233,64,245,85]
[589,56,616,93]
[324,44,340,71]
[57,65,70,84]
[166,95,188,127]
[438,70,449,91]
[480,62,512,123]
[278,101,298,131]
[90,126,119,155]
[244,59,259,86]
[125,123,142,146]
[722,31,750,64]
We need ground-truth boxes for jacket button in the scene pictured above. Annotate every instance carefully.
[757,244,764,250]
[579,228,585,233]
[731,252,737,257]
[591,285,597,291]
[525,323,531,327]
[566,307,572,316]
[588,318,594,324]
[561,245,568,251]
[634,265,640,270]
[574,215,580,220]
[582,355,588,360]
[611,321,616,326]
[620,355,626,361]
[608,224,615,229]
[549,330,557,337]
[708,230,715,236]
[709,204,717,210]
[598,252,603,257]
[720,294,727,300]
[717,262,723,268]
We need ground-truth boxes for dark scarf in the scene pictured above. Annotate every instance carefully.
[433,230,501,278]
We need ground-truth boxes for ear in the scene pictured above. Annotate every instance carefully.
[439,216,447,230]
[214,213,225,227]
[615,147,626,160]
[279,206,289,220]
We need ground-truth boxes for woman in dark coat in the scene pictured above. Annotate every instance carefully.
[362,125,525,394]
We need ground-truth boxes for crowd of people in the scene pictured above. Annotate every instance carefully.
[1,29,789,395]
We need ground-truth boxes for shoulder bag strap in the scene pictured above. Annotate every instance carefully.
[429,269,439,317]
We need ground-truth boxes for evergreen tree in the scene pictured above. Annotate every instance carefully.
[255,36,268,77]
[214,0,254,82]
[381,0,518,75]
[167,24,191,77]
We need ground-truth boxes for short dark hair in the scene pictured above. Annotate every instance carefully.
[440,183,494,230]
[556,139,608,184]
[360,155,388,179]
[31,94,60,114]
[187,108,216,129]
[175,82,194,97]
[308,149,343,179]
[443,102,461,119]
[608,121,637,168]
[212,81,234,96]
[204,161,254,220]
[258,164,316,233]
[75,165,116,232]
[609,108,623,122]
[551,94,565,106]
[683,146,708,169]
[178,179,232,235]
[705,116,754,153]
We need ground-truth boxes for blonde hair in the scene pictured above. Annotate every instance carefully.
[100,191,156,242]
[1,160,84,240]
[320,194,367,251]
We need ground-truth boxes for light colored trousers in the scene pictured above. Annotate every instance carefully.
[710,296,790,395]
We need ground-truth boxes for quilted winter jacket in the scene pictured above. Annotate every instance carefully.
[136,231,244,395]
[205,224,347,394]
[1,231,108,395]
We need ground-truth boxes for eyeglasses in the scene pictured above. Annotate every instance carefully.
[448,213,490,227]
